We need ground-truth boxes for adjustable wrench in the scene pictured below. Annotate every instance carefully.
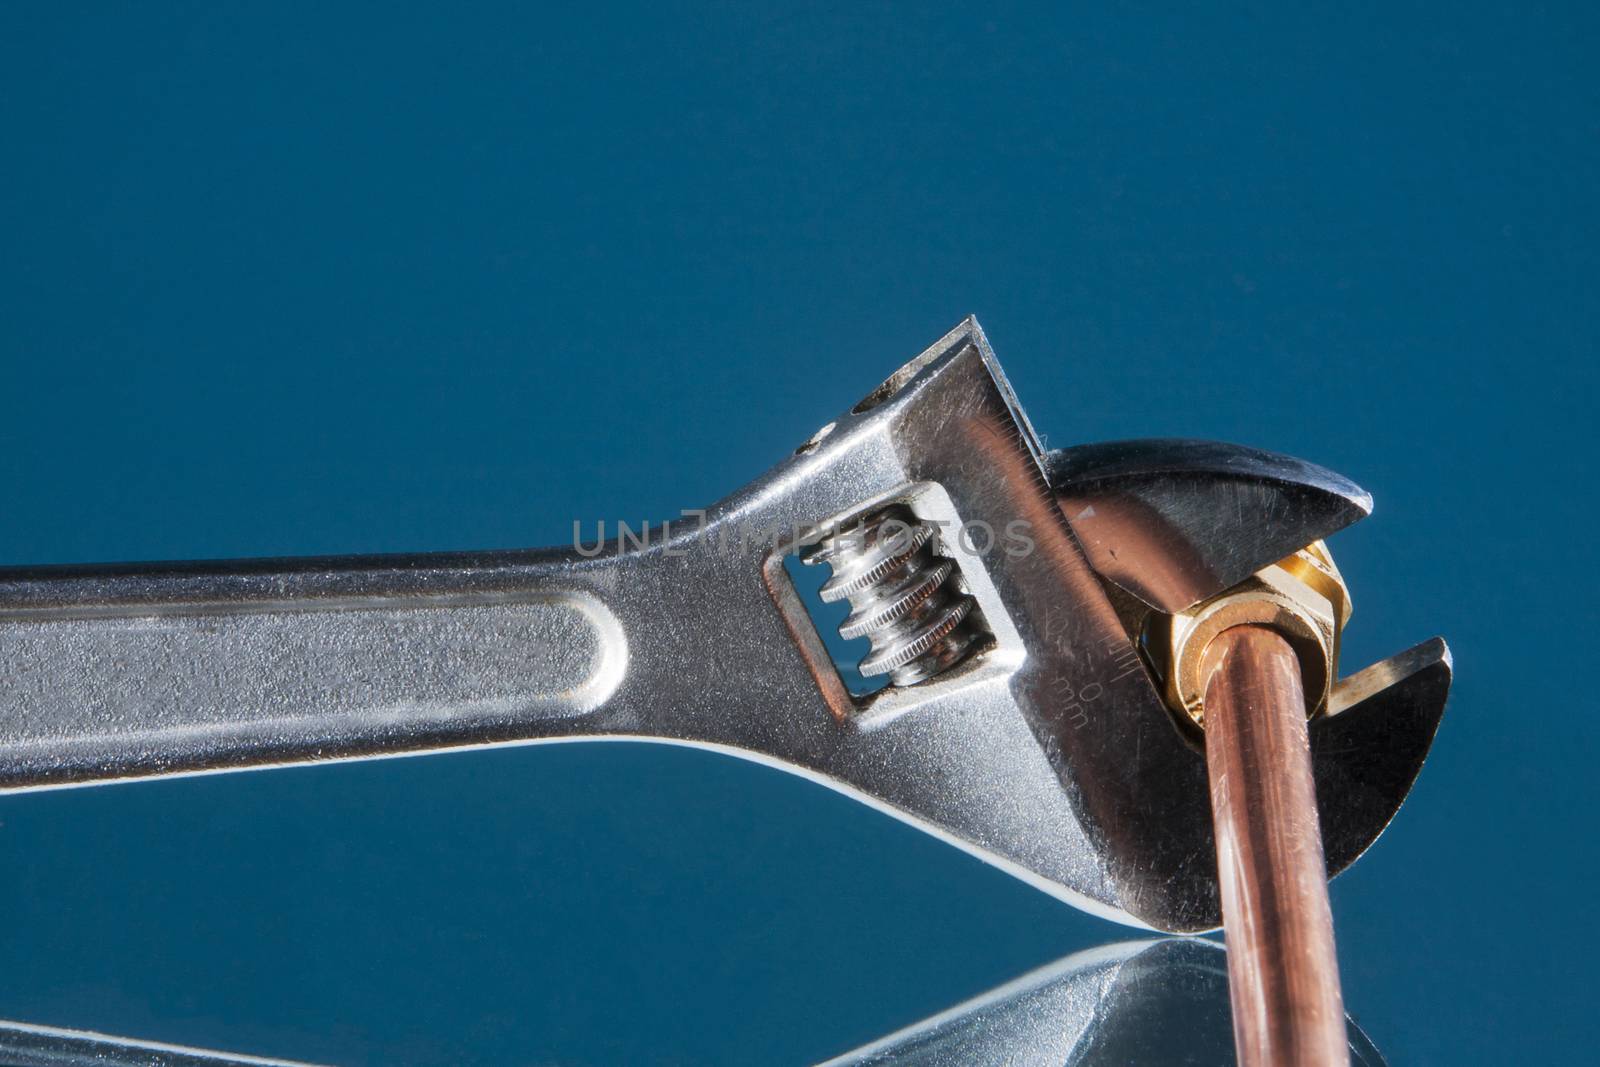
[0,318,1448,933]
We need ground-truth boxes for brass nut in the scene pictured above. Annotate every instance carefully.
[1149,541,1351,727]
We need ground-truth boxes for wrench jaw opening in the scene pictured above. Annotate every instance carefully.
[1045,435,1452,921]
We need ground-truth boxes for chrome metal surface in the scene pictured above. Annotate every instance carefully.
[818,938,1386,1066]
[0,318,1448,931]
[1047,438,1372,614]
[1314,638,1452,867]
[0,1019,324,1067]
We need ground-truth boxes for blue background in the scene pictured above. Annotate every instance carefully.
[1,5,1594,1064]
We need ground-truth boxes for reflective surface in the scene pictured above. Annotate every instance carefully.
[0,1020,323,1067]
[1,5,1591,1064]
[0,940,1386,1067]
[1047,438,1370,615]
[823,939,1385,1066]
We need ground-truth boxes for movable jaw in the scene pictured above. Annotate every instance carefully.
[0,318,1448,934]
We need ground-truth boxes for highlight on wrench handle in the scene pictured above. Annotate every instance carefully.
[0,550,628,792]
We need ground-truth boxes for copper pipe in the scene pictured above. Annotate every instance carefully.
[1203,624,1349,1067]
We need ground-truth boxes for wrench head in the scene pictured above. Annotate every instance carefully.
[749,318,1449,931]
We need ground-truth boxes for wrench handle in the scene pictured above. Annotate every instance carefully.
[0,551,627,792]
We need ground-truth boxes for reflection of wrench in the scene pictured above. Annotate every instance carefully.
[0,318,1448,932]
[0,1018,325,1067]
[0,941,1383,1067]
[820,938,1387,1066]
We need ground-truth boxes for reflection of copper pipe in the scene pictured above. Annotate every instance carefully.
[1057,489,1224,612]
[1204,626,1349,1067]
